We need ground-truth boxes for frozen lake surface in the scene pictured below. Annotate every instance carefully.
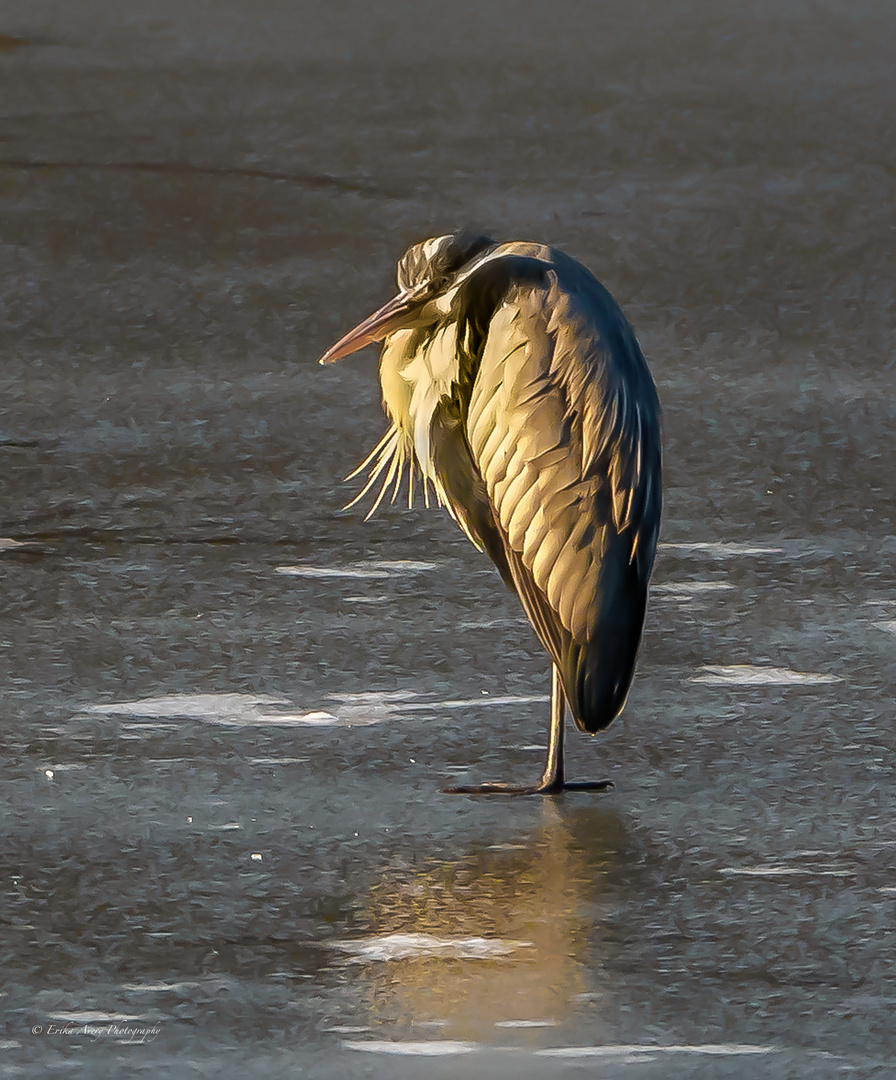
[1,1,895,1076]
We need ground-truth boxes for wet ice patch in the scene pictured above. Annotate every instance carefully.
[691,665,842,686]
[537,1043,776,1059]
[85,693,289,718]
[82,694,341,727]
[277,559,436,580]
[329,690,421,705]
[82,688,547,731]
[330,932,532,961]
[327,690,421,725]
[344,1040,477,1056]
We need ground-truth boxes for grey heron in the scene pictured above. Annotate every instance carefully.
[320,232,662,794]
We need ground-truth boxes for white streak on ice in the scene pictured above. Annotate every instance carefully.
[48,1011,153,1023]
[0,538,39,550]
[84,693,290,718]
[661,542,784,556]
[721,866,852,878]
[83,688,551,730]
[82,694,342,727]
[393,694,549,711]
[344,1040,477,1056]
[691,665,842,685]
[248,757,309,765]
[537,1043,776,1058]
[652,581,735,597]
[330,932,532,961]
[252,712,340,726]
[276,559,436,580]
[495,1019,557,1028]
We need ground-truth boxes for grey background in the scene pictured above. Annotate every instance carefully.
[1,1,894,1076]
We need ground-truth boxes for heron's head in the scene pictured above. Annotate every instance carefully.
[319,231,495,364]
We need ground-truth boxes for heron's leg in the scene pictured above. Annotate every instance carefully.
[443,665,611,796]
[532,663,566,791]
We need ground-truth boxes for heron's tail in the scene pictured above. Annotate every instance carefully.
[561,563,649,734]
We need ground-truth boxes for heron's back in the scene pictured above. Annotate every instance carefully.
[456,245,662,731]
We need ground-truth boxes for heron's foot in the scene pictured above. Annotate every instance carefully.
[443,778,613,796]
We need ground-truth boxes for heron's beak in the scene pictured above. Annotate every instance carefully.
[318,287,424,364]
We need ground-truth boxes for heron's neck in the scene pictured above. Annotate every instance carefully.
[379,323,460,480]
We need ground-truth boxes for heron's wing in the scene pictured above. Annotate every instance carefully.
[464,261,661,727]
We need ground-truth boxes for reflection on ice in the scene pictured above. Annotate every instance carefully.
[691,665,842,685]
[875,620,896,634]
[344,813,617,1039]
[330,932,532,961]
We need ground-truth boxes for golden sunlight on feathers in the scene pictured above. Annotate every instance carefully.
[320,232,662,794]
